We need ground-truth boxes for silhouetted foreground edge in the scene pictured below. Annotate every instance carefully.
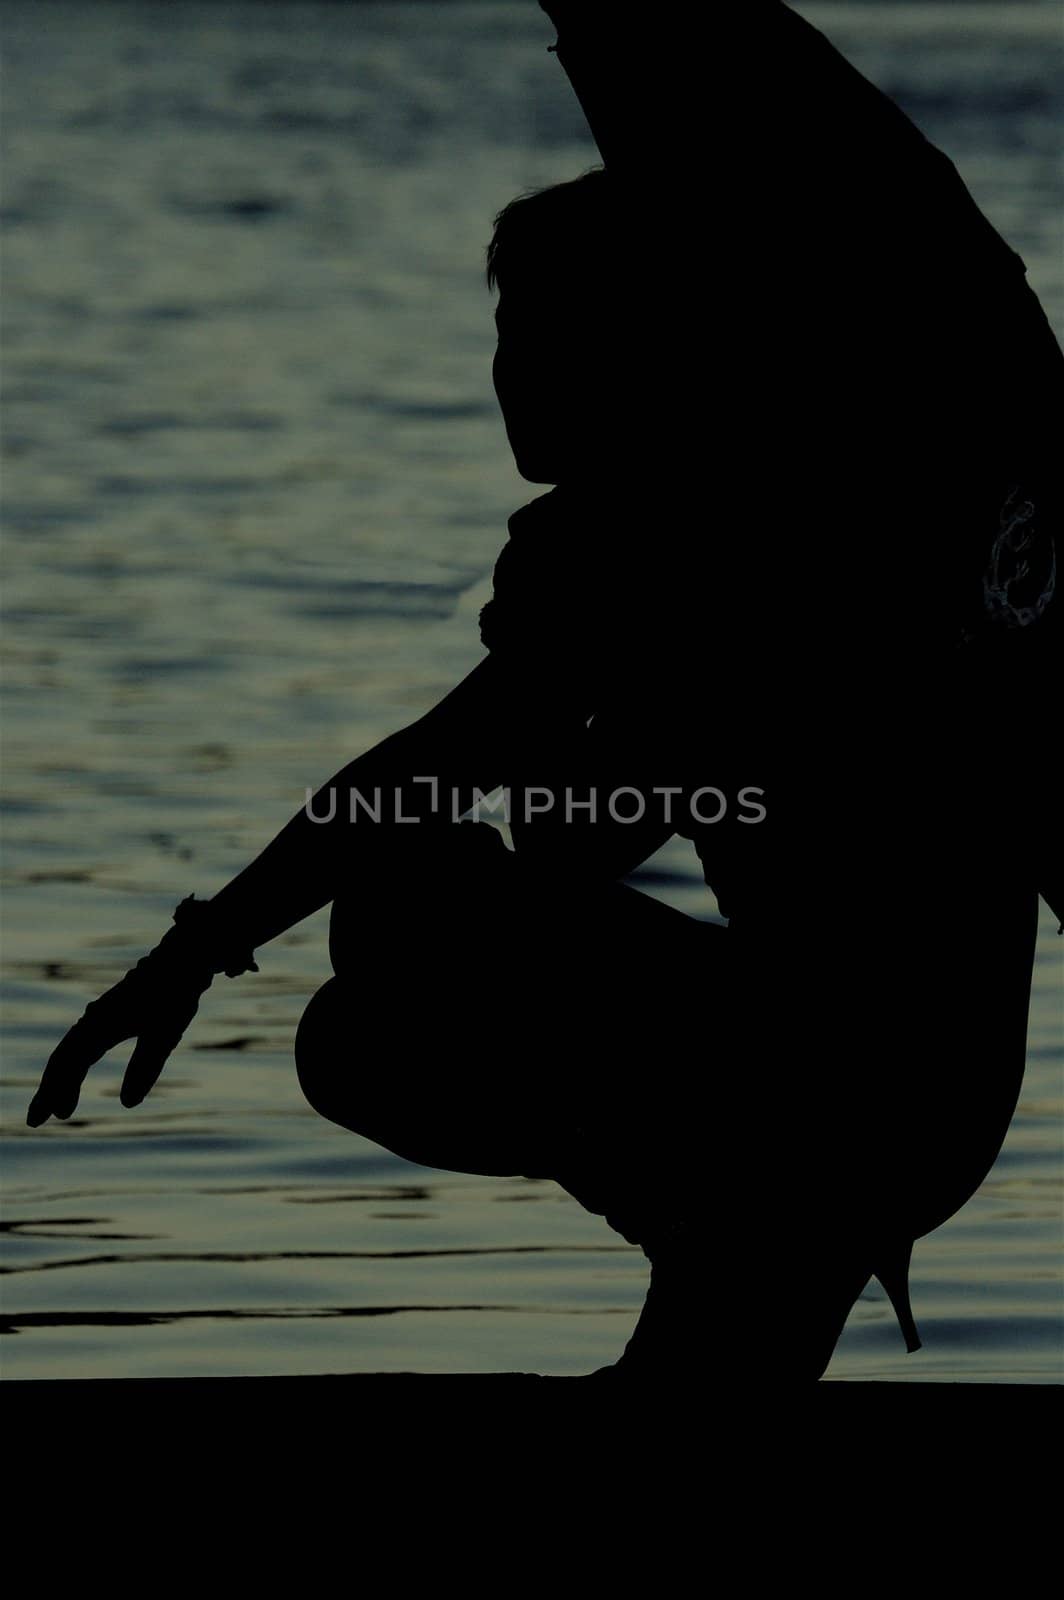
[4,1375,1059,1419]
[7,1377,1058,1527]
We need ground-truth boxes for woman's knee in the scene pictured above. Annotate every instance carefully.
[296,975,469,1137]
[295,979,353,1123]
[295,978,553,1174]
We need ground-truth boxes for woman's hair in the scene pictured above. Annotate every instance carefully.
[485,166,621,295]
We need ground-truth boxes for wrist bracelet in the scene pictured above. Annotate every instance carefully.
[168,894,260,978]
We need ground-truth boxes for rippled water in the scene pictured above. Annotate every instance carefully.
[2,2,1062,1383]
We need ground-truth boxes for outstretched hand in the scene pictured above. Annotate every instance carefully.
[26,950,214,1127]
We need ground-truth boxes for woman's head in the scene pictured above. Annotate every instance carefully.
[486,167,648,484]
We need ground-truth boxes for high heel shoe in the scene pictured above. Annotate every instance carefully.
[587,1221,899,1384]
[587,1220,700,1382]
[873,1238,922,1353]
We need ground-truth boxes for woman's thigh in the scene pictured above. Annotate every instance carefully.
[297,821,730,1189]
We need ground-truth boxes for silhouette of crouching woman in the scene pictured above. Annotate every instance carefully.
[27,1,1064,1388]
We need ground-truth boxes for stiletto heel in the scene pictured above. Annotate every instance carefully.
[874,1239,921,1353]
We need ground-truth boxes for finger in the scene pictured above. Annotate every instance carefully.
[120,1025,185,1109]
[26,1091,53,1129]
[28,1004,134,1125]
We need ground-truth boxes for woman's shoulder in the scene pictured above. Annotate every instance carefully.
[478,486,615,648]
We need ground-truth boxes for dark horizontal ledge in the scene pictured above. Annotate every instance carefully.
[4,1375,1059,1412]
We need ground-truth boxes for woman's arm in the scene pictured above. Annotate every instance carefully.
[26,652,679,1127]
[205,653,518,957]
[26,665,517,1129]
[207,650,678,959]
[503,694,679,891]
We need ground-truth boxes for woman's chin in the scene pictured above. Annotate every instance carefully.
[512,438,628,486]
[514,452,560,485]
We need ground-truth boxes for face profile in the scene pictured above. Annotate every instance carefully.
[486,166,638,487]
[492,284,624,485]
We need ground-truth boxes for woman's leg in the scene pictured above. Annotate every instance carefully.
[296,824,1045,1379]
[295,820,730,1244]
